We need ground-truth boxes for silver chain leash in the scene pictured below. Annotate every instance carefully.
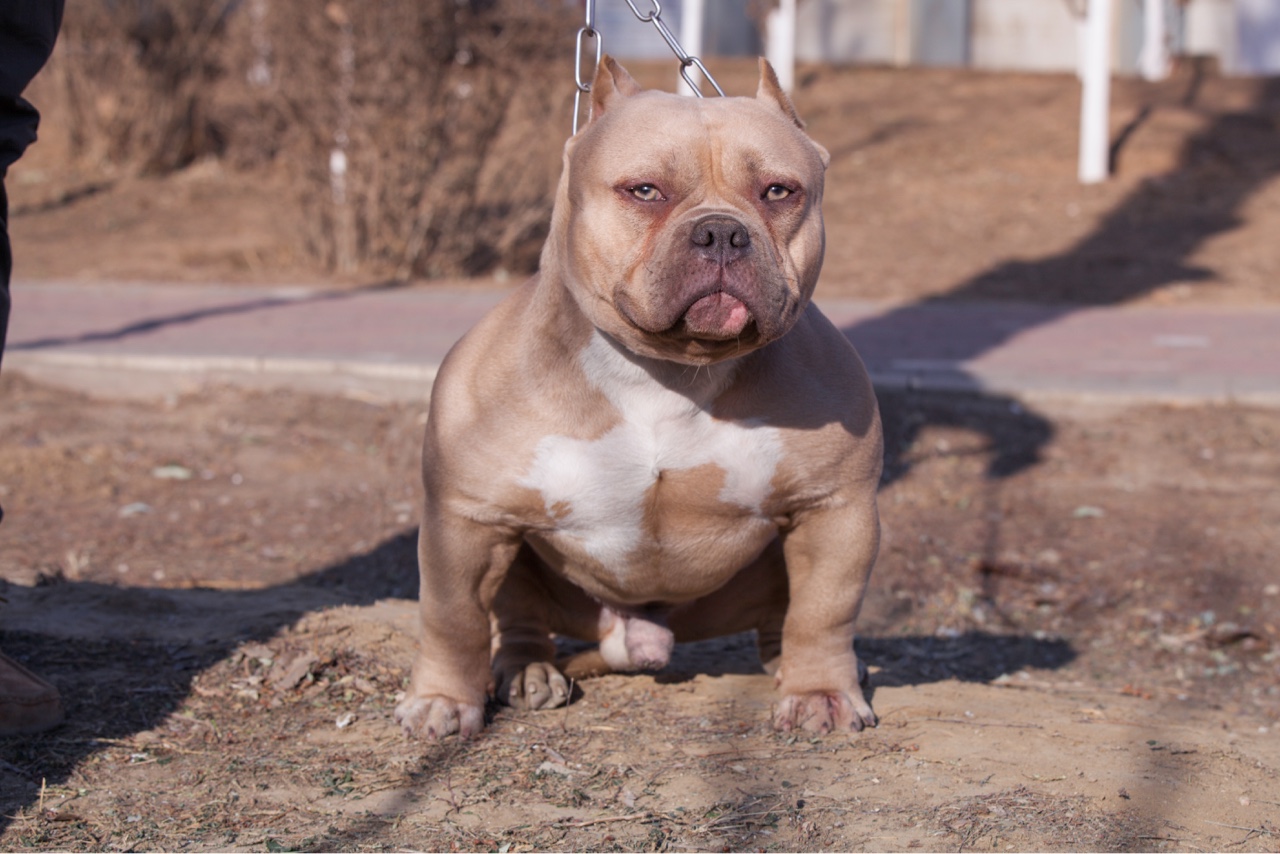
[572,1,602,135]
[573,0,725,135]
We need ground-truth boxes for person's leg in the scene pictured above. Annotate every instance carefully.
[0,175,65,735]
[0,0,69,737]
[1,179,10,370]
[0,651,63,735]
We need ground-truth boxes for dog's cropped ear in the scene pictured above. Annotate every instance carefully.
[756,58,803,128]
[588,55,643,125]
[756,58,829,167]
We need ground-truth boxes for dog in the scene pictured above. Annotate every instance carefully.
[395,56,882,739]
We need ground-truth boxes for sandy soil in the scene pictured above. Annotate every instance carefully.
[1,375,1277,851]
[1,60,1279,852]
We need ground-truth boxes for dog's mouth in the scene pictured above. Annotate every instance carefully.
[678,291,753,340]
[614,287,762,344]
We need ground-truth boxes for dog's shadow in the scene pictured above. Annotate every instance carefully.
[628,629,1075,691]
[1,524,1073,827]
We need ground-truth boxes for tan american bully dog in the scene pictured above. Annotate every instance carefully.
[395,56,883,740]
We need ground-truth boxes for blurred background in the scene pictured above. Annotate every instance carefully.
[7,0,1278,299]
[605,0,1274,75]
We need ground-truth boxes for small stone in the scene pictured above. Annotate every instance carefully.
[119,502,153,518]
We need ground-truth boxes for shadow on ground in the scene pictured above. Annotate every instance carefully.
[0,530,416,830]
[6,278,411,354]
[844,69,1280,487]
[0,509,1076,834]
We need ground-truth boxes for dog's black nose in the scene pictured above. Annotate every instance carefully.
[690,216,751,261]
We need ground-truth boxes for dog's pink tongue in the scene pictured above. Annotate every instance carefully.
[683,292,750,339]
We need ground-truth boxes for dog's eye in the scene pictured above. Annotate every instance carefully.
[763,184,793,202]
[629,184,664,202]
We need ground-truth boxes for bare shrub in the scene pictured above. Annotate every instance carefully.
[44,0,576,277]
[53,0,236,174]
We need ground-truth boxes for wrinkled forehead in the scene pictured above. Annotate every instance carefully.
[575,91,823,179]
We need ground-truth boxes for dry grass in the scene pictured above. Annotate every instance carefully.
[41,0,576,278]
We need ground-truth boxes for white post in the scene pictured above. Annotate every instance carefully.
[1078,0,1113,184]
[678,0,705,96]
[1138,0,1169,81]
[247,0,272,87]
[765,0,797,93]
[893,0,912,67]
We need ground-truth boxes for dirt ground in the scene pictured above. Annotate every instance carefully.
[2,60,1280,852]
[1,376,1278,852]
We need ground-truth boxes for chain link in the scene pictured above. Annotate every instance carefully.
[573,0,724,135]
[572,14,602,135]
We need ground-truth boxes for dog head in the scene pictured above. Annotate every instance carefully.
[543,56,831,365]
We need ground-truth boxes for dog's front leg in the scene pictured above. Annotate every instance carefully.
[395,505,521,740]
[773,497,881,734]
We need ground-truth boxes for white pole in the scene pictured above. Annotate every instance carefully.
[1078,0,1113,184]
[679,0,705,96]
[765,0,797,93]
[893,0,912,67]
[1139,0,1169,81]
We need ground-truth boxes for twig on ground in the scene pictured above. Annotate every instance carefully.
[700,807,786,829]
[1203,819,1275,837]
[553,811,653,828]
[436,771,463,815]
[1139,835,1205,851]
[922,717,1044,729]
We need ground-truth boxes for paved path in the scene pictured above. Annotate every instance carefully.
[5,280,1279,406]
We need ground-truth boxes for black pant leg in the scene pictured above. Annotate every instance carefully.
[0,178,10,366]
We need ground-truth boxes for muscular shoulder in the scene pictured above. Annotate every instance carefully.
[723,302,878,437]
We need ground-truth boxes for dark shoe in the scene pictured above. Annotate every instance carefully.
[0,650,64,735]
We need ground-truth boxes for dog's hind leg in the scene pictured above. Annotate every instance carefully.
[490,544,571,711]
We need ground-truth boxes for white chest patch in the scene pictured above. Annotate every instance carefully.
[518,332,783,569]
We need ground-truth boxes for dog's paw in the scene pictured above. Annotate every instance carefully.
[499,662,571,711]
[395,694,485,740]
[773,691,877,734]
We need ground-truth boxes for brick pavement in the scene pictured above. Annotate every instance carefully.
[5,280,1279,406]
